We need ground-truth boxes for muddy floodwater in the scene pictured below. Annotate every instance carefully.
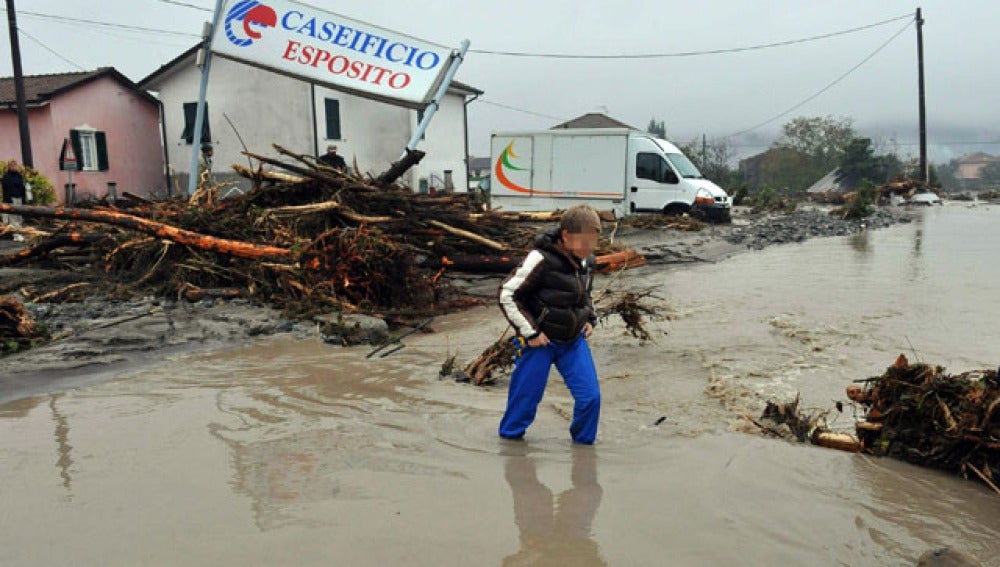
[3,205,1000,566]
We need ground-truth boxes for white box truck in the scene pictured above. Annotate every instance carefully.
[489,128,731,220]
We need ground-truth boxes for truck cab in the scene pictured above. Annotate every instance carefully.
[628,136,731,221]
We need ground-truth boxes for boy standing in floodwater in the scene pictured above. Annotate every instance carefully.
[498,205,602,444]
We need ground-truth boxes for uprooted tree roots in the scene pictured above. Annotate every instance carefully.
[0,297,48,354]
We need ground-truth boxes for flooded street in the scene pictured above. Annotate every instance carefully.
[3,205,1000,566]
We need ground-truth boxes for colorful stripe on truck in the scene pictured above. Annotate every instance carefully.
[494,140,620,197]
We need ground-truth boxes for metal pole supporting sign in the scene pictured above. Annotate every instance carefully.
[402,39,471,157]
[188,0,227,197]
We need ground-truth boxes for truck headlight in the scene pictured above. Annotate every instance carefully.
[694,188,715,205]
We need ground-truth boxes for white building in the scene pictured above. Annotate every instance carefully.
[139,45,482,193]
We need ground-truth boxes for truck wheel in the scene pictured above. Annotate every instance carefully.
[662,204,688,217]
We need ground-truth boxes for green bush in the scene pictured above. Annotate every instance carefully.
[844,179,878,219]
[0,161,56,204]
[751,186,777,211]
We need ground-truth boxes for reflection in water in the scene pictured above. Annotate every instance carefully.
[503,447,605,566]
[848,230,870,255]
[49,393,73,494]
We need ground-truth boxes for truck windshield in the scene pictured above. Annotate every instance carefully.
[665,153,703,179]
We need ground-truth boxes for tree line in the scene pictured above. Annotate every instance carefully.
[646,115,967,195]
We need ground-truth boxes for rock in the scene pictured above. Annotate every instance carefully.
[314,312,389,345]
[916,547,983,567]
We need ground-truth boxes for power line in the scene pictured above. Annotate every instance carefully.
[720,20,914,140]
[156,0,213,12]
[470,14,912,59]
[17,26,86,71]
[10,9,201,38]
[476,98,567,122]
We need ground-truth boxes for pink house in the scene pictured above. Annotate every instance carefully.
[0,67,166,203]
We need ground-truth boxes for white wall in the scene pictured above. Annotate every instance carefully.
[149,53,472,194]
[409,93,469,192]
[154,56,312,192]
[312,85,409,179]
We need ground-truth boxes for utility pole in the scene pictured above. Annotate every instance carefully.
[701,133,707,167]
[916,7,927,182]
[5,0,33,167]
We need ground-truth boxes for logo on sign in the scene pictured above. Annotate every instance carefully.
[224,0,277,47]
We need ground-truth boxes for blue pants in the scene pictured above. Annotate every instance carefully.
[499,335,601,444]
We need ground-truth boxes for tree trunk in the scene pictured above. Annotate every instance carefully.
[376,149,425,186]
[0,204,293,261]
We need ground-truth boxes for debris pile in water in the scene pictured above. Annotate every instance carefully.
[754,354,1000,495]
[849,354,1000,493]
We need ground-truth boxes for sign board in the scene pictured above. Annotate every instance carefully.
[59,138,80,171]
[210,0,453,108]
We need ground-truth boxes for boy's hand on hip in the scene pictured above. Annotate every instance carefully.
[583,322,593,339]
[528,333,549,347]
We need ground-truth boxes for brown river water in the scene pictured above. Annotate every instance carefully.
[2,205,999,566]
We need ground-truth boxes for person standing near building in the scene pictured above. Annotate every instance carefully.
[198,143,214,186]
[318,144,347,171]
[1,160,27,239]
[498,205,603,445]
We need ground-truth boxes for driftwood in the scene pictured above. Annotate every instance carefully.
[594,249,646,273]
[0,232,105,266]
[0,297,37,337]
[423,254,521,273]
[180,286,245,302]
[243,151,353,188]
[0,204,292,261]
[376,149,425,186]
[428,220,506,251]
[232,163,308,184]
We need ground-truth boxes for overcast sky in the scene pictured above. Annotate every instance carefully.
[3,0,998,162]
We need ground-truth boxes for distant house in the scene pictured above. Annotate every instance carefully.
[806,168,850,193]
[139,45,483,193]
[551,112,636,130]
[955,152,999,180]
[738,147,814,191]
[0,68,166,203]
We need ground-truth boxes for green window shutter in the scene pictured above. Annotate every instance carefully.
[96,132,109,171]
[182,103,195,144]
[69,129,84,172]
[182,102,212,144]
[324,98,341,140]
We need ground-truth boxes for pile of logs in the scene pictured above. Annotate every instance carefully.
[0,145,653,323]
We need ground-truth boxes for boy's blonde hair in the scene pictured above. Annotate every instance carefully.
[559,205,601,234]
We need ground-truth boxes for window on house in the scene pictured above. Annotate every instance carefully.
[324,98,341,140]
[181,102,212,145]
[70,128,109,172]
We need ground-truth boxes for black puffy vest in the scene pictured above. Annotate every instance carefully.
[520,228,595,342]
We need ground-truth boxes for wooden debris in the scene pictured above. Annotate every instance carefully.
[848,355,1000,491]
[0,204,292,260]
[0,297,47,353]
[594,248,646,273]
[428,220,506,251]
[758,355,1000,494]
